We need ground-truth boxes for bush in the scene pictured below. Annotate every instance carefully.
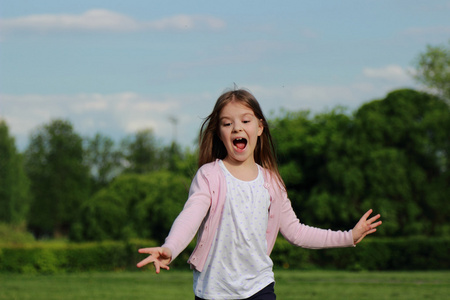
[1,237,448,273]
[0,239,155,273]
[273,236,450,271]
[0,223,35,245]
[75,171,190,243]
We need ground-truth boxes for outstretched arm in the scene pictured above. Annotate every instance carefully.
[137,247,172,273]
[352,209,382,245]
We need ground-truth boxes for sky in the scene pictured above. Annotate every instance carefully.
[1,0,450,150]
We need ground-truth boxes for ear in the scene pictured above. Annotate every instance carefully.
[257,119,264,136]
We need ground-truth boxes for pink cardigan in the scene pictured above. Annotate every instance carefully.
[162,160,354,272]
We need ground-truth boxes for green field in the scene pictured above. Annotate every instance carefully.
[1,270,449,300]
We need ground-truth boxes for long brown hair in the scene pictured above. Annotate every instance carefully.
[198,88,285,190]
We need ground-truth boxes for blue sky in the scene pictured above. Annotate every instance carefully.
[1,1,450,150]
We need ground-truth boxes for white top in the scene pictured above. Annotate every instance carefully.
[193,160,274,299]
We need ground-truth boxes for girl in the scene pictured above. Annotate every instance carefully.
[137,89,382,300]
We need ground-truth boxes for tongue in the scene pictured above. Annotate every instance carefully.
[235,141,246,150]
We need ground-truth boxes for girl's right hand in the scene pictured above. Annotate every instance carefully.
[137,247,172,273]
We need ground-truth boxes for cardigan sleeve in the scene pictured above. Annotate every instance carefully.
[161,167,212,262]
[278,192,355,249]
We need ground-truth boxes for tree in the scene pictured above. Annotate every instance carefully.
[353,89,450,236]
[414,40,450,104]
[271,89,450,237]
[271,107,359,230]
[121,129,159,174]
[24,119,90,237]
[158,142,198,177]
[84,133,123,193]
[73,170,190,242]
[0,120,30,224]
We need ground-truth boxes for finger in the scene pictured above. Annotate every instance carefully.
[136,256,155,268]
[367,214,381,224]
[355,227,377,244]
[138,247,158,254]
[361,209,373,221]
[370,220,382,229]
[154,260,170,273]
[355,232,368,244]
[367,226,377,233]
[154,261,161,274]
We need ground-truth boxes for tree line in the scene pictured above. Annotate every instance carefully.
[1,87,449,242]
[1,42,449,242]
[1,121,198,241]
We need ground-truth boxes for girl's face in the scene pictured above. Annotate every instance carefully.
[218,100,263,166]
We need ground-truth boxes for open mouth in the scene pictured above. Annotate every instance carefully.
[233,138,247,150]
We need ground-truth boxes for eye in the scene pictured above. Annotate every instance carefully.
[243,120,251,124]
[222,122,231,127]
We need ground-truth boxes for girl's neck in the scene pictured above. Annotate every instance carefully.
[222,158,259,181]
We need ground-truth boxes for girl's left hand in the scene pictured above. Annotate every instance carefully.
[352,209,382,244]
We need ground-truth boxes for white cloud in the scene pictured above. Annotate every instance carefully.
[0,9,226,34]
[362,65,413,83]
[145,14,226,31]
[0,93,182,149]
[0,9,139,33]
[0,74,421,151]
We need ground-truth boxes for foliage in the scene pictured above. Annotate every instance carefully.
[1,237,448,274]
[158,142,199,178]
[121,129,161,174]
[414,40,450,104]
[84,133,123,194]
[71,170,191,243]
[353,89,450,236]
[0,223,35,245]
[1,87,449,245]
[272,89,450,237]
[24,119,90,238]
[0,121,30,224]
[0,240,140,274]
[272,236,450,271]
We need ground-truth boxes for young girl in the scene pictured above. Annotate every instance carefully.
[137,88,382,300]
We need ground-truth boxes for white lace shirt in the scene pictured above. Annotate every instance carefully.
[193,160,275,299]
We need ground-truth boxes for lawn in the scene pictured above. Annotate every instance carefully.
[0,270,449,300]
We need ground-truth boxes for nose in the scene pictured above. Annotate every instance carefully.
[232,123,243,132]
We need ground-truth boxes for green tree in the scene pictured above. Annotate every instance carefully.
[121,129,159,174]
[271,89,450,237]
[24,119,90,237]
[159,142,198,177]
[353,89,450,236]
[73,170,189,242]
[414,40,450,104]
[84,133,123,193]
[272,107,359,230]
[0,120,30,224]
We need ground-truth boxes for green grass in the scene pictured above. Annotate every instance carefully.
[0,270,449,300]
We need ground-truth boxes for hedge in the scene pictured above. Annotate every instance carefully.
[0,237,449,273]
[271,236,450,271]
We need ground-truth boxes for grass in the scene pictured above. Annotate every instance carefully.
[0,270,449,300]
